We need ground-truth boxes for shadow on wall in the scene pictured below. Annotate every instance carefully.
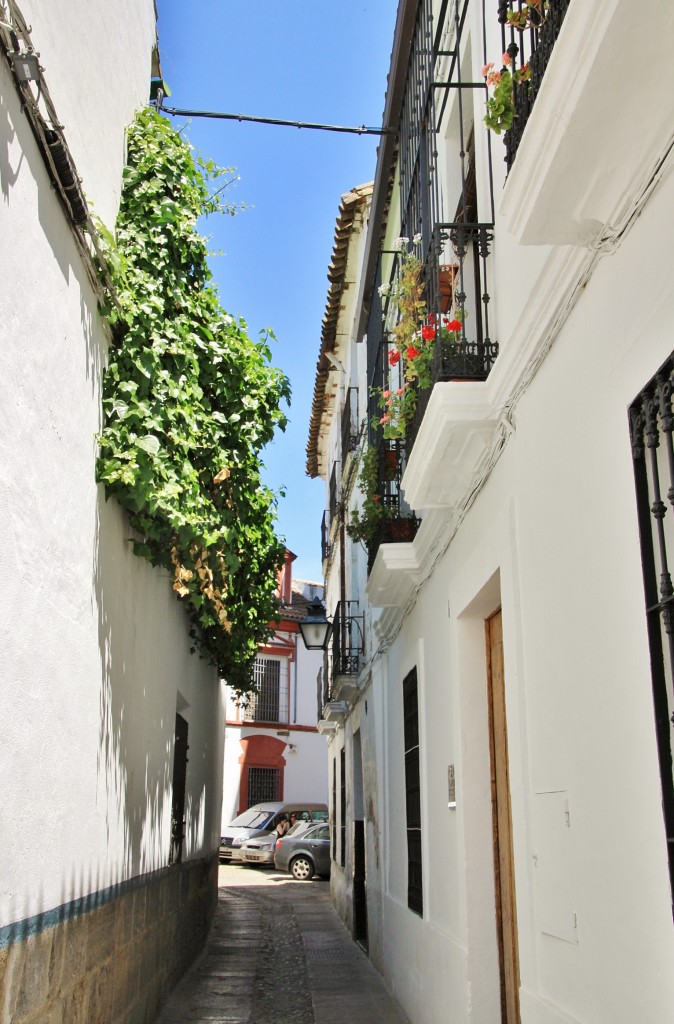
[93,464,215,880]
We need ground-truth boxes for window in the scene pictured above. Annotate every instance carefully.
[403,668,423,915]
[332,757,337,861]
[340,747,347,868]
[247,767,280,806]
[169,713,189,865]
[629,356,674,907]
[242,656,289,723]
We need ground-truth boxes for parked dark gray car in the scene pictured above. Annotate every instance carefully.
[273,823,331,880]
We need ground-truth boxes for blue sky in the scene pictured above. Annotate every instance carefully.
[155,1,397,582]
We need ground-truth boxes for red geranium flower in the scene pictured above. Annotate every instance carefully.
[372,495,380,502]
[406,345,420,359]
[388,350,401,367]
[421,325,436,341]
[445,319,462,332]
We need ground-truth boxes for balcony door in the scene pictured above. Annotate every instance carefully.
[486,609,520,1024]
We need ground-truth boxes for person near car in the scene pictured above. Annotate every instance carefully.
[275,815,290,837]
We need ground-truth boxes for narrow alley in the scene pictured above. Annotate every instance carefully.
[155,866,411,1024]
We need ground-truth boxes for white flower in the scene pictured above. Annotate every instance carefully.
[378,283,391,297]
[412,233,422,245]
[393,236,409,251]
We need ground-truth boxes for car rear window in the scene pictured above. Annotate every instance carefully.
[308,825,330,839]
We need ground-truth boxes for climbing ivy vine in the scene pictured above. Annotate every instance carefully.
[96,107,291,694]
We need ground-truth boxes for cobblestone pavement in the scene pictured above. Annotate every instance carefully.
[155,864,412,1024]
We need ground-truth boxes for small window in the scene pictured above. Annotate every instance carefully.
[247,767,280,806]
[340,747,347,868]
[403,668,423,915]
[242,657,289,723]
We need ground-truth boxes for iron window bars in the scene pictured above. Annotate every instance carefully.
[629,354,674,911]
[403,667,423,916]
[242,656,289,723]
[498,0,572,172]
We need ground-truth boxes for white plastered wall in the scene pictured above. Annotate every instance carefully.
[0,1,225,928]
[373,149,674,1024]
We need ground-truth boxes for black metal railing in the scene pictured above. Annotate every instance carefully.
[629,354,674,910]
[331,600,364,680]
[499,0,572,171]
[367,439,421,573]
[329,462,340,526]
[321,510,331,564]
[407,220,499,451]
[341,387,360,460]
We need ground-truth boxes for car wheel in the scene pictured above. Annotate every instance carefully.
[290,855,314,881]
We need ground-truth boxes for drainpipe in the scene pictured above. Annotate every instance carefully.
[292,632,298,724]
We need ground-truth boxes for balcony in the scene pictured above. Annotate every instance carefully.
[365,440,421,574]
[499,0,674,247]
[329,601,364,703]
[406,221,499,455]
[498,0,572,173]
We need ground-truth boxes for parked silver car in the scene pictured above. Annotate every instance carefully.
[239,818,324,867]
[220,802,328,863]
[273,823,331,880]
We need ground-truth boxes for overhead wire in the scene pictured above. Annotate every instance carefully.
[159,101,396,137]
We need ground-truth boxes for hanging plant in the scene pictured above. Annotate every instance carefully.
[482,53,532,134]
[95,107,291,695]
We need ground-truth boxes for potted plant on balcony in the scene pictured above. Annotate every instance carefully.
[482,53,531,134]
[346,446,392,545]
[373,238,464,440]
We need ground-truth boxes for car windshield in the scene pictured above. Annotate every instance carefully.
[228,809,275,829]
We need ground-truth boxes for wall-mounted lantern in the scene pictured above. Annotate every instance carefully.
[298,597,332,651]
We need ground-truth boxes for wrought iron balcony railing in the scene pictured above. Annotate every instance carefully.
[406,220,499,452]
[331,601,364,681]
[321,509,331,565]
[341,387,360,461]
[366,439,421,573]
[329,461,340,526]
[499,0,572,171]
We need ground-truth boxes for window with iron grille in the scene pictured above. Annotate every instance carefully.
[403,668,423,916]
[340,747,347,868]
[247,767,280,807]
[332,756,337,861]
[242,656,289,723]
[169,713,189,865]
[629,355,674,909]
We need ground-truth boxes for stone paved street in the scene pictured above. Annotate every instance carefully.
[155,864,411,1024]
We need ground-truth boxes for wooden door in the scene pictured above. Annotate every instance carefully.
[486,609,521,1024]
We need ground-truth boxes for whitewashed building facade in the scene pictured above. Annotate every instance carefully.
[0,2,225,1020]
[308,3,674,1024]
[221,552,328,827]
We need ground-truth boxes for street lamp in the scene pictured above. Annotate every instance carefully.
[298,597,332,651]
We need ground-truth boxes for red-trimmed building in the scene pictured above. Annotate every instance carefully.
[221,551,328,823]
